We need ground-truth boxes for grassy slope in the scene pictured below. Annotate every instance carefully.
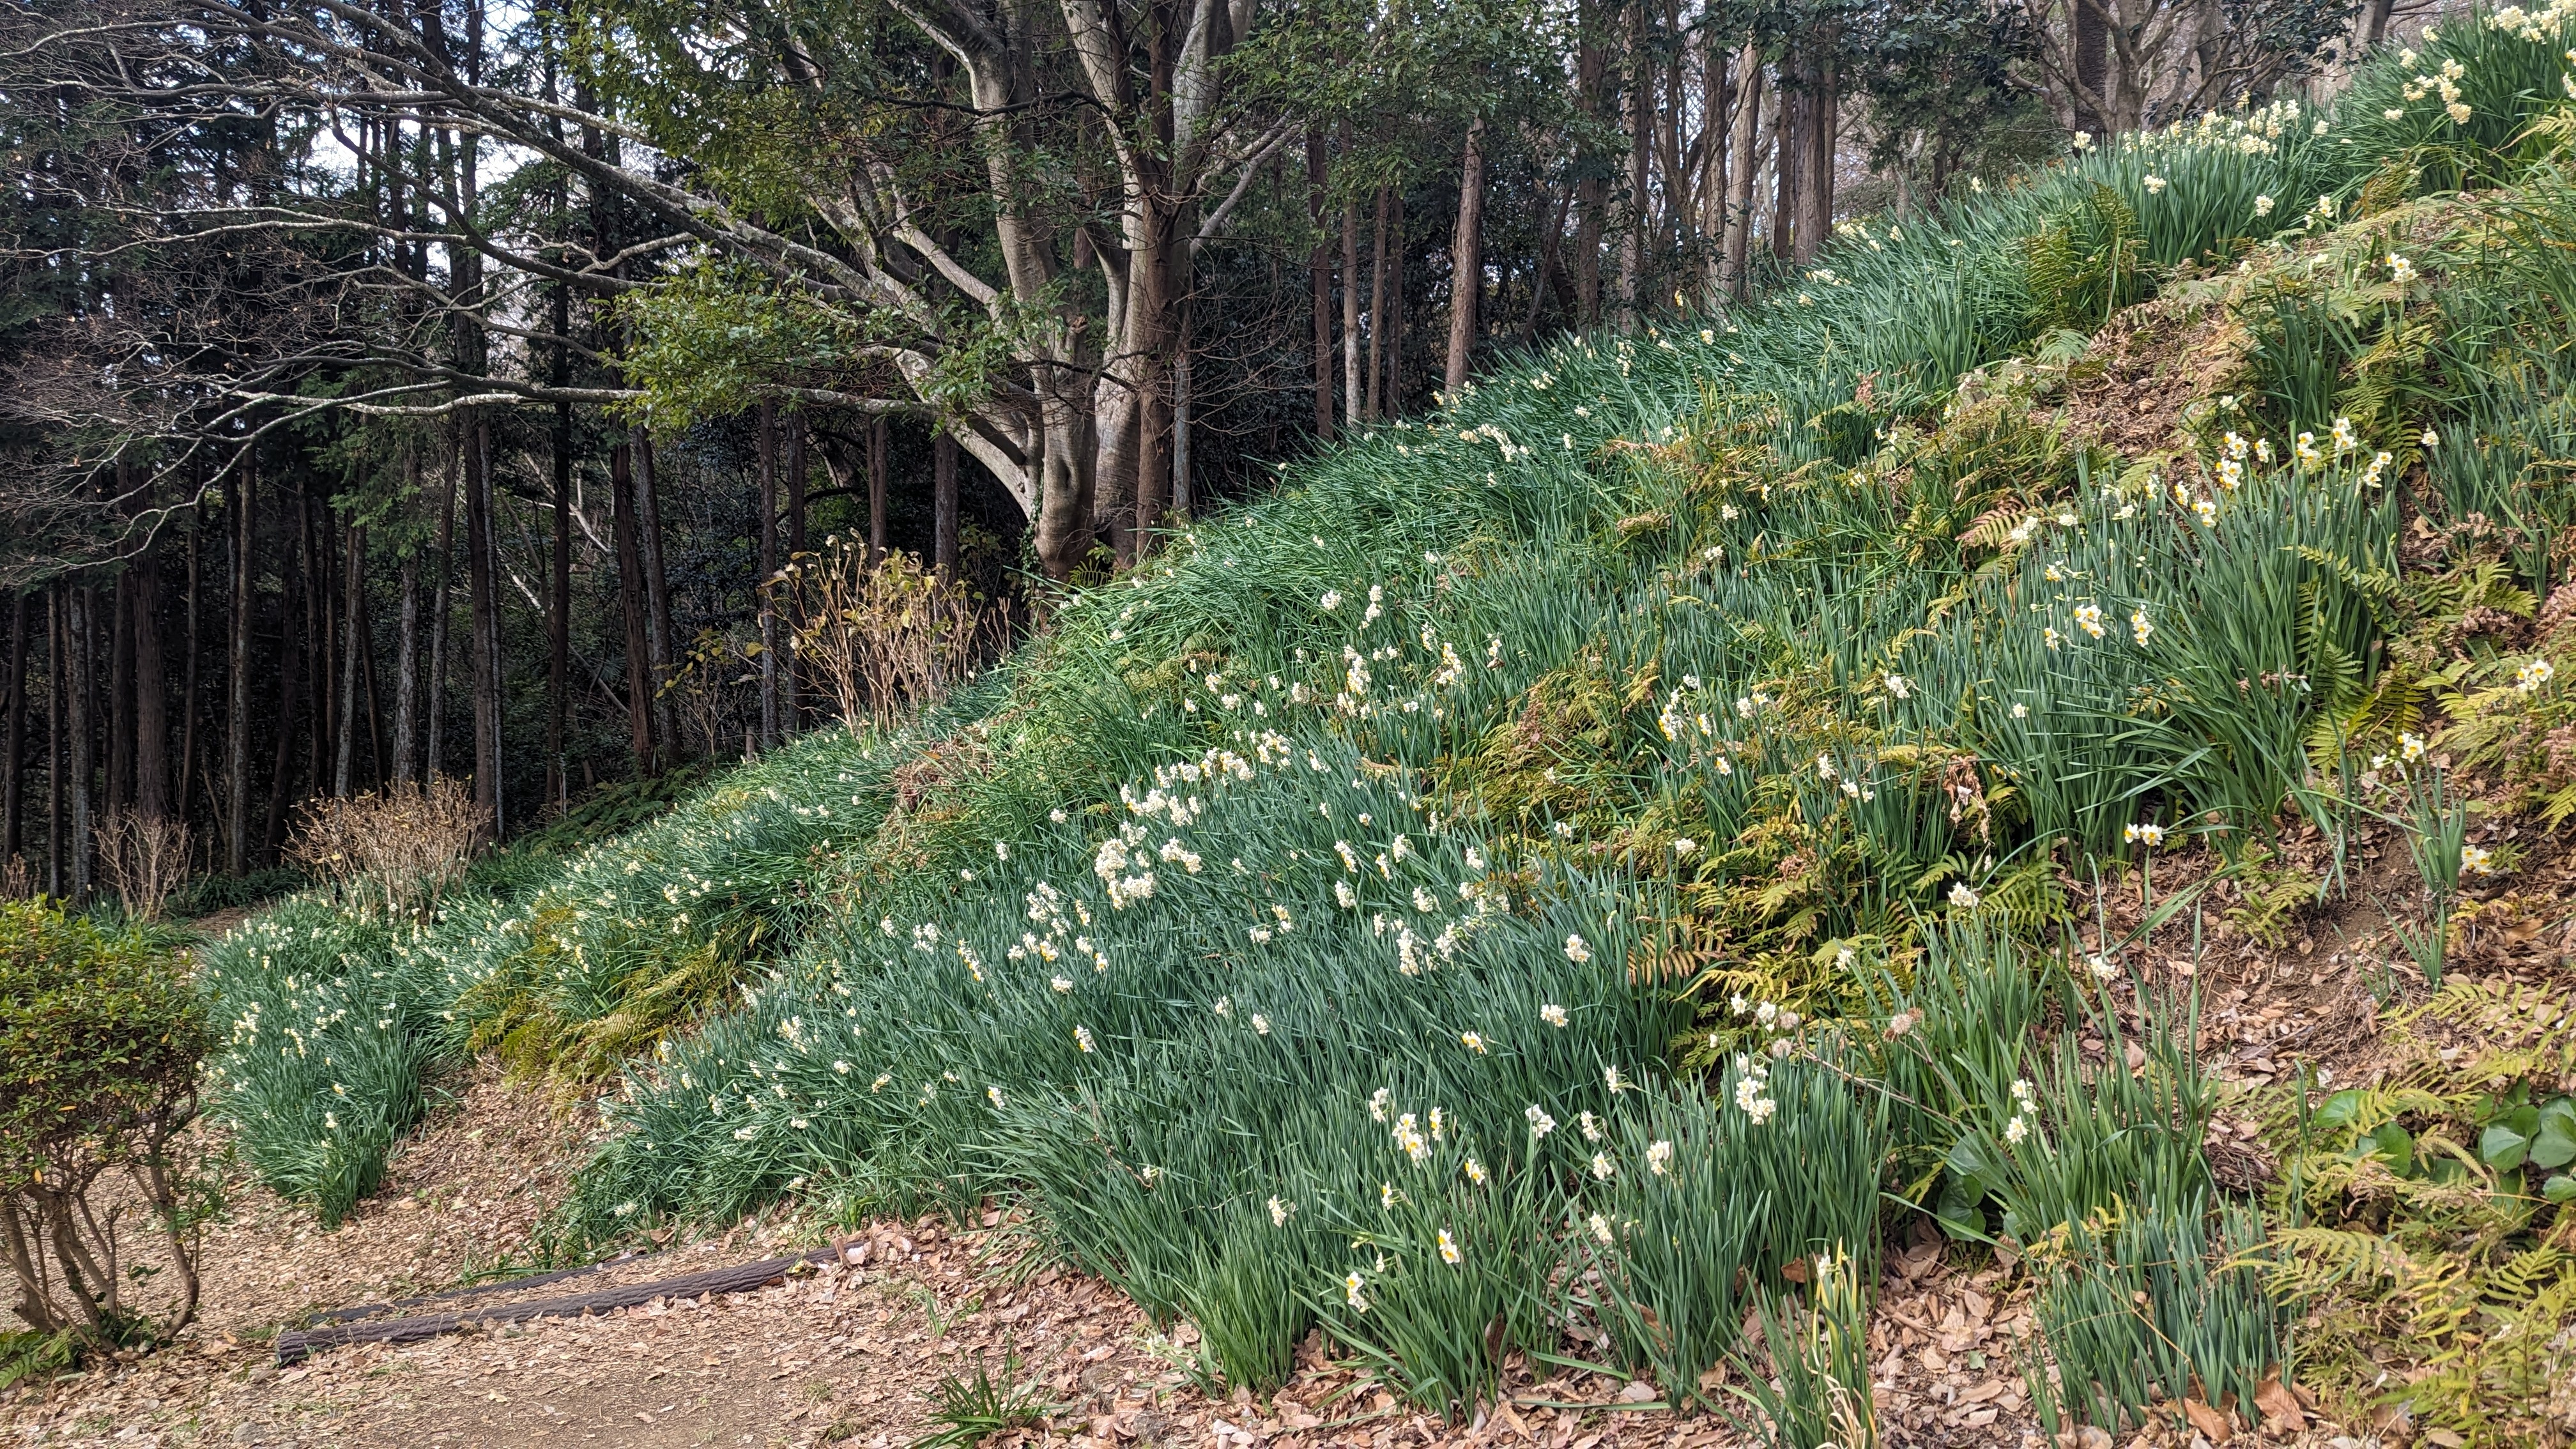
[203,12,2576,1438]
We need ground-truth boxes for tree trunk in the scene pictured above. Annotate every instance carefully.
[107,573,132,818]
[305,504,327,797]
[631,425,678,765]
[933,430,960,586]
[1366,185,1391,420]
[360,572,385,789]
[49,587,64,893]
[1172,296,1193,521]
[1721,47,1765,300]
[226,457,252,875]
[783,413,805,733]
[1772,57,1804,261]
[134,542,169,821]
[1618,9,1649,328]
[466,415,502,836]
[335,524,363,799]
[1029,380,1098,585]
[611,443,653,774]
[1794,47,1836,265]
[868,416,889,567]
[2073,0,2108,138]
[756,400,779,753]
[428,438,457,785]
[1129,194,1180,556]
[1341,189,1362,429]
[1387,192,1406,413]
[1445,117,1487,393]
[392,453,421,787]
[259,531,302,865]
[179,507,200,845]
[3,592,24,866]
[2360,0,2395,47]
[1308,129,1335,440]
[1573,1,1611,328]
[70,583,91,898]
[549,404,572,809]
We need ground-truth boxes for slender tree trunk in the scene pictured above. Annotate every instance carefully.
[134,540,168,820]
[226,459,252,875]
[756,400,779,753]
[1618,10,1650,329]
[2,593,24,866]
[466,415,502,836]
[335,524,363,799]
[1308,129,1335,440]
[1387,193,1407,413]
[1446,117,1487,393]
[1341,191,1363,428]
[1573,1,1611,328]
[107,572,132,817]
[305,505,327,796]
[1772,57,1804,261]
[1173,295,1193,521]
[69,583,91,898]
[783,413,805,733]
[611,443,652,774]
[392,453,420,787]
[48,588,65,892]
[259,531,303,865]
[868,417,890,567]
[178,508,199,843]
[1721,47,1765,301]
[1520,184,1567,346]
[933,431,960,586]
[549,408,572,809]
[1367,184,1391,420]
[360,577,385,789]
[631,425,678,766]
[1130,199,1179,556]
[49,586,65,894]
[428,438,457,786]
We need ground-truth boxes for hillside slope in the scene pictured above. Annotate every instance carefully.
[201,13,2576,1442]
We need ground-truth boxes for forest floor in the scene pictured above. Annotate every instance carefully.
[6,809,2528,1449]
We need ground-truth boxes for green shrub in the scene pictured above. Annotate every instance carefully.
[0,899,214,1355]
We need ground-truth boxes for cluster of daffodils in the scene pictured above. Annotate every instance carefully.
[1732,1056,1780,1126]
[2002,1076,2041,1147]
[2152,96,2313,159]
[2460,843,2501,877]
[2396,49,2474,126]
[2123,821,2166,850]
[2516,657,2557,694]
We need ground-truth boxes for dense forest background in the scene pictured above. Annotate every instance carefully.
[0,0,2418,898]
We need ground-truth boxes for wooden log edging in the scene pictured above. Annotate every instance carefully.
[273,1243,852,1365]
[305,1253,661,1327]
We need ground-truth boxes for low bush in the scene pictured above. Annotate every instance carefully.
[0,900,214,1360]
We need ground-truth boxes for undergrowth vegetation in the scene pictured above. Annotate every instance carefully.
[197,10,2576,1439]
